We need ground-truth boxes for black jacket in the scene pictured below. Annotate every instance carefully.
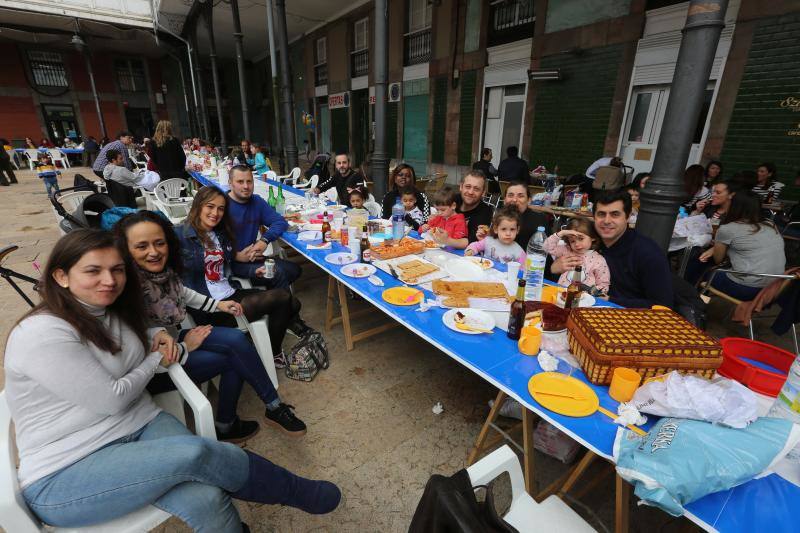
[318,170,367,207]
[151,137,187,180]
[497,156,530,183]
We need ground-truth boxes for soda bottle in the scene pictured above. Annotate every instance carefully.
[524,226,547,301]
[391,197,405,241]
[507,279,527,340]
[321,211,331,243]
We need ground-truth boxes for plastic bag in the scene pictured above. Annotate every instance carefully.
[631,371,758,428]
[138,170,160,191]
[614,417,800,516]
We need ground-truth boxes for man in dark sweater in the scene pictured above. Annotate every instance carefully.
[472,148,499,194]
[227,165,300,289]
[497,146,530,184]
[456,170,494,243]
[314,152,368,206]
[592,190,673,308]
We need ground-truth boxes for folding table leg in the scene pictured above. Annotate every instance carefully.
[467,390,508,465]
[558,450,598,496]
[522,406,536,495]
[325,276,336,332]
[336,280,354,351]
[615,473,630,533]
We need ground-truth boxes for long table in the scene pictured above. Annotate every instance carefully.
[190,171,798,533]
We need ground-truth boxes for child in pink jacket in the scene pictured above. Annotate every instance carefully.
[543,218,611,292]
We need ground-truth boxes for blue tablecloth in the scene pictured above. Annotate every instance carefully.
[15,147,83,154]
[189,171,798,533]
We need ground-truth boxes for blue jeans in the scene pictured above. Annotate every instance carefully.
[23,412,249,531]
[148,327,278,423]
[232,257,301,290]
[42,176,59,197]
[708,271,762,301]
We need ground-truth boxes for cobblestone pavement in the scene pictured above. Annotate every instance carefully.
[2,167,792,532]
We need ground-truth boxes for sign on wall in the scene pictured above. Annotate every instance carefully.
[328,92,350,109]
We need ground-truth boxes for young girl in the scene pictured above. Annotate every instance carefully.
[465,207,526,264]
[399,186,425,230]
[419,186,468,249]
[543,218,610,292]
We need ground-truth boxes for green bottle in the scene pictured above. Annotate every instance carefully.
[267,186,276,208]
[275,184,286,215]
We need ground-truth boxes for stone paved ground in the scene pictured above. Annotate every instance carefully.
[1,166,793,532]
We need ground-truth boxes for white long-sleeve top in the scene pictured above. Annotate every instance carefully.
[5,307,165,488]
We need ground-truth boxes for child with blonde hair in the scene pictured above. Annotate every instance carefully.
[543,218,610,292]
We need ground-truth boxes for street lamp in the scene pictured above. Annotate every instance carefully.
[72,33,107,139]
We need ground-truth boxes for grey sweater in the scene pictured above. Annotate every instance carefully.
[5,308,164,488]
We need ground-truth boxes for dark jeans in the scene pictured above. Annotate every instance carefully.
[707,271,762,302]
[232,257,301,290]
[147,326,278,423]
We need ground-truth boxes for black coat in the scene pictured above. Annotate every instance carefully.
[151,137,187,180]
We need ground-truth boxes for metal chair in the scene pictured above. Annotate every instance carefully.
[466,445,595,532]
[0,365,214,533]
[700,268,799,352]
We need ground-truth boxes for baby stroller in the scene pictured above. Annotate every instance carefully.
[299,152,331,189]
[51,187,115,234]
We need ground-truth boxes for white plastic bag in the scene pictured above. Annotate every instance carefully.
[631,371,758,428]
[138,170,161,191]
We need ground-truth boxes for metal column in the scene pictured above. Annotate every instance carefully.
[372,0,389,199]
[266,0,284,173]
[230,0,251,140]
[636,0,728,252]
[204,5,227,153]
[274,0,298,170]
[190,29,210,140]
[83,52,107,139]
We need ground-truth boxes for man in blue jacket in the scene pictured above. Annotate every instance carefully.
[227,165,301,289]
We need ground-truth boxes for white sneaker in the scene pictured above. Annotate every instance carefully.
[488,398,523,420]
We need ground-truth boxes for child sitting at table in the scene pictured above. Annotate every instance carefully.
[419,186,468,249]
[543,218,610,292]
[624,183,641,223]
[465,206,526,264]
[346,189,370,218]
[35,153,61,197]
[399,186,425,230]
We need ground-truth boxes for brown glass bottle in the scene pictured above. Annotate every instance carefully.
[321,211,331,243]
[360,225,371,263]
[563,265,583,309]
[507,279,527,340]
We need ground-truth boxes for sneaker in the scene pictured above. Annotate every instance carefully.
[265,403,307,436]
[273,351,287,369]
[287,316,312,337]
[488,398,523,420]
[217,418,260,444]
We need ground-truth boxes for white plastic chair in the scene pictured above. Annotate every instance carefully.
[276,167,301,185]
[153,179,192,224]
[48,149,70,169]
[467,445,595,532]
[320,187,338,203]
[57,191,93,214]
[364,201,382,218]
[23,149,40,170]
[293,174,318,191]
[0,365,214,533]
[5,150,19,170]
[264,170,278,183]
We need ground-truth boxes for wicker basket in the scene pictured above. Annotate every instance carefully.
[567,308,722,385]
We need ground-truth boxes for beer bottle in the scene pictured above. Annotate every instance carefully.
[321,211,331,243]
[507,279,527,340]
[563,265,583,309]
[360,225,371,263]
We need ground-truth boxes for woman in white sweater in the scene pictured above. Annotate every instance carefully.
[113,210,306,441]
[4,230,340,531]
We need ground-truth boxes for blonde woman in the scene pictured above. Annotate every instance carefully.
[150,120,187,180]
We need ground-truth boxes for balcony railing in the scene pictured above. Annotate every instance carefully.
[488,0,535,47]
[351,49,369,78]
[314,63,328,87]
[404,28,431,66]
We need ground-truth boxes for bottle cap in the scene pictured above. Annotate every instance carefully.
[537,226,545,231]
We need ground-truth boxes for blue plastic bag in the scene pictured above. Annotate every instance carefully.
[614,417,800,516]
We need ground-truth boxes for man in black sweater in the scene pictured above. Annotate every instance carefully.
[497,146,530,184]
[593,191,673,308]
[314,151,368,206]
[456,170,494,243]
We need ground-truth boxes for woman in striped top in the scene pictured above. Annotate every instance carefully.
[753,162,784,203]
[682,164,712,211]
[693,179,740,221]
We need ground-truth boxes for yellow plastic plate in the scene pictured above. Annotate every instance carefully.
[528,372,600,417]
[382,286,424,306]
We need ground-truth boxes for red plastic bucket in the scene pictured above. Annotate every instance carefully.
[719,337,795,397]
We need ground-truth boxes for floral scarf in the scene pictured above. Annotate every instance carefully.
[137,265,186,327]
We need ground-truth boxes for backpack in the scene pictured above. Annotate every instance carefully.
[672,273,707,329]
[285,331,330,381]
[592,165,624,191]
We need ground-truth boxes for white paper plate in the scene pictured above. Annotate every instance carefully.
[445,258,487,281]
[298,230,322,241]
[468,257,494,270]
[341,263,376,278]
[442,308,495,335]
[325,252,358,265]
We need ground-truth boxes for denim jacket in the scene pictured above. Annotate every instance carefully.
[175,223,241,297]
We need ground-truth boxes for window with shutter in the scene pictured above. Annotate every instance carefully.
[431,77,448,164]
[457,70,477,166]
[28,51,68,88]
[315,38,327,65]
[354,18,368,51]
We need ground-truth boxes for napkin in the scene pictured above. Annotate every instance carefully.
[307,242,331,250]
[615,402,648,427]
[537,350,559,372]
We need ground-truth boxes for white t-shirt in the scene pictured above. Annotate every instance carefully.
[204,232,236,300]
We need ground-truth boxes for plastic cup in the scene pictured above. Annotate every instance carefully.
[541,285,559,304]
[506,261,521,282]
[609,367,642,403]
[518,328,542,356]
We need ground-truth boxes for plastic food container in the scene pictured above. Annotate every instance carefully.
[718,337,795,397]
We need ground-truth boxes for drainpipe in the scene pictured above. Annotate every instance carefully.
[636,0,728,253]
[153,16,201,138]
[371,0,389,200]
[274,0,298,170]
[204,4,228,153]
[230,0,251,140]
[71,35,107,139]
[190,28,211,140]
[266,0,284,173]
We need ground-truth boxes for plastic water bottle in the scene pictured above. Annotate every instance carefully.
[524,226,547,301]
[767,354,800,462]
[391,198,405,241]
[678,206,688,219]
